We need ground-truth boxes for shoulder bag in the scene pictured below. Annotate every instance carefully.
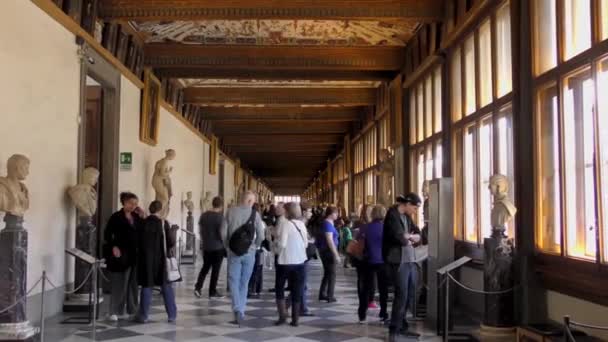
[290,220,317,260]
[162,221,181,282]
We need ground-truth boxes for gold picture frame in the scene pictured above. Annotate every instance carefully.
[140,69,161,146]
[209,135,218,175]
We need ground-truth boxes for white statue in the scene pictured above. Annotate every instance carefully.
[489,174,517,233]
[183,191,194,213]
[152,149,176,219]
[0,154,30,217]
[375,148,394,206]
[200,191,212,211]
[67,167,99,217]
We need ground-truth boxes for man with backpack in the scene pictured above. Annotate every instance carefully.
[221,190,265,326]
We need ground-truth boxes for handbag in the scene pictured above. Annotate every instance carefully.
[291,220,317,260]
[162,221,181,282]
[346,238,365,260]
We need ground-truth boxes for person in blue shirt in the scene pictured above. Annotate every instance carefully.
[316,206,341,302]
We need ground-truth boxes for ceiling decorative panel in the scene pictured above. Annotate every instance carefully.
[178,79,380,88]
[132,20,417,46]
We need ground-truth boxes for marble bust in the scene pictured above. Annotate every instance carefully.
[489,174,517,234]
[200,191,211,211]
[67,167,99,217]
[0,154,30,217]
[183,191,194,213]
[152,149,176,218]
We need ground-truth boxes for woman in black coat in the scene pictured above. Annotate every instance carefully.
[135,200,178,323]
[104,192,144,322]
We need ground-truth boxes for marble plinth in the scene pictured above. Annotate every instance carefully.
[74,217,96,295]
[483,228,515,329]
[0,215,39,341]
[185,211,194,251]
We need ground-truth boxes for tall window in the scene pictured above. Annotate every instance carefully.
[451,1,515,244]
[533,0,608,263]
[409,65,443,225]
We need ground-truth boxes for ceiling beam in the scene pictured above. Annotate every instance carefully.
[146,44,404,71]
[223,134,341,145]
[184,87,375,106]
[213,122,350,135]
[100,0,443,21]
[200,106,363,122]
[155,68,396,81]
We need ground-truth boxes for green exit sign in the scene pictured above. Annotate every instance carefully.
[120,152,132,171]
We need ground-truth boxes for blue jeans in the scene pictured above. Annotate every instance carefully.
[389,263,418,332]
[227,250,256,315]
[139,284,177,321]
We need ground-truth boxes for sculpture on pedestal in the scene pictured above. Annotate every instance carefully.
[0,154,38,340]
[200,191,211,212]
[66,167,99,298]
[152,149,175,219]
[183,191,195,251]
[375,148,394,207]
[483,174,517,331]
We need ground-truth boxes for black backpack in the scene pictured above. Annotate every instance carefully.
[229,209,257,256]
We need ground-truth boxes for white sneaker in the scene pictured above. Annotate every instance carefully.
[107,314,118,322]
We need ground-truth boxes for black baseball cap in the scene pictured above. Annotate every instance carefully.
[396,193,421,206]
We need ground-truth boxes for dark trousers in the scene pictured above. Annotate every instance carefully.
[357,263,388,321]
[110,266,138,316]
[318,249,337,299]
[195,249,224,295]
[248,250,263,294]
[139,284,177,321]
[389,263,418,332]
[275,264,305,305]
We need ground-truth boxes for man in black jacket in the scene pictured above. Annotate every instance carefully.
[382,193,422,339]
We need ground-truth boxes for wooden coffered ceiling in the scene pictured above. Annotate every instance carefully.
[99,0,444,194]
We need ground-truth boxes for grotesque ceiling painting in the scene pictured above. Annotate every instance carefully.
[133,20,417,46]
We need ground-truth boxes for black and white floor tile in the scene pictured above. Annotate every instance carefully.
[41,260,449,341]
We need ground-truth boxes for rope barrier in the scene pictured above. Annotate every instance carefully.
[45,266,94,295]
[447,273,515,295]
[569,320,608,331]
[0,276,42,314]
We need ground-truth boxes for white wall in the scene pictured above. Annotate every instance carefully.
[547,291,608,340]
[0,0,80,294]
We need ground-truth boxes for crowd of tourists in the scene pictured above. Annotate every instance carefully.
[102,189,425,340]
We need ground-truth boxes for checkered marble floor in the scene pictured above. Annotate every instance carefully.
[41,259,446,342]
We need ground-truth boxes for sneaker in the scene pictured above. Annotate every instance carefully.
[168,317,176,324]
[327,297,337,303]
[107,314,118,322]
[368,302,378,309]
[194,289,202,298]
[301,311,315,317]
[209,292,225,299]
[358,319,367,324]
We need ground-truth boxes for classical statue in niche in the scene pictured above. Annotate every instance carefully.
[375,148,394,206]
[183,191,194,213]
[0,154,30,217]
[152,149,176,219]
[67,167,99,218]
[489,174,517,237]
[200,191,212,211]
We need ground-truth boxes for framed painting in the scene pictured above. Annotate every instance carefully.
[140,69,160,145]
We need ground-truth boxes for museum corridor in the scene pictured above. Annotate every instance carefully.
[2,0,608,341]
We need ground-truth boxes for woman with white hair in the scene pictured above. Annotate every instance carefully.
[274,202,308,327]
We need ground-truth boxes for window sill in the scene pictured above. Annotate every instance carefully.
[535,253,608,306]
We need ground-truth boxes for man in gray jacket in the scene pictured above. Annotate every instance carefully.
[221,190,265,325]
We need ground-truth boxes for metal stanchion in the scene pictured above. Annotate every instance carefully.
[40,271,46,342]
[91,261,99,341]
[443,272,449,342]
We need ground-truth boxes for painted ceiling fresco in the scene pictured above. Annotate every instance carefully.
[133,20,417,46]
[178,79,380,88]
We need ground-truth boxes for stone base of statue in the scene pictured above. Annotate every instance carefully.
[481,226,515,337]
[0,215,39,341]
[185,211,194,251]
[63,217,103,312]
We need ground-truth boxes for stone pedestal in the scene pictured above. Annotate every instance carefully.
[482,227,515,336]
[0,215,39,341]
[185,211,194,251]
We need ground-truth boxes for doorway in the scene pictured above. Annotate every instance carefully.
[84,76,104,227]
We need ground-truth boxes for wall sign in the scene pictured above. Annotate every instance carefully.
[120,152,132,171]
